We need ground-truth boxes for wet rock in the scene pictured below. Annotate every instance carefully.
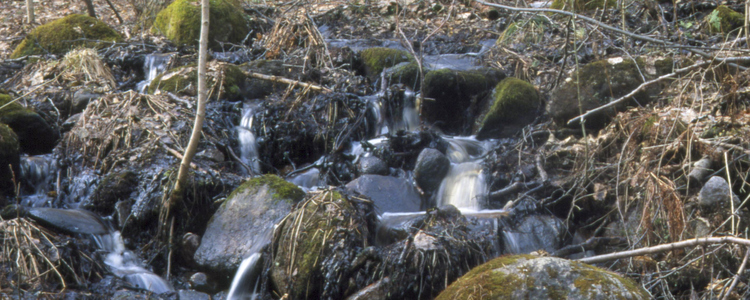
[153,0,254,48]
[194,175,304,274]
[414,148,450,195]
[476,77,541,139]
[195,147,225,163]
[548,57,660,130]
[359,47,414,78]
[271,189,372,299]
[422,68,505,134]
[345,277,391,300]
[0,124,20,195]
[550,0,616,11]
[189,272,218,293]
[502,215,566,254]
[698,176,739,213]
[346,174,421,214]
[26,208,110,235]
[358,155,389,175]
[71,90,101,115]
[114,200,132,228]
[436,255,650,300]
[687,157,713,184]
[178,290,210,300]
[705,5,744,34]
[10,14,122,58]
[0,93,58,154]
[384,61,421,89]
[148,62,248,100]
[61,113,81,132]
[237,60,296,99]
[80,171,138,215]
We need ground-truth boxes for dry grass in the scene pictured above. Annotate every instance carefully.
[1,218,70,292]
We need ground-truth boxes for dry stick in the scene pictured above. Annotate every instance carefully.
[244,71,331,93]
[720,247,750,300]
[476,0,746,70]
[578,236,750,264]
[104,0,124,24]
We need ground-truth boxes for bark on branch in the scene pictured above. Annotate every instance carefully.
[577,236,750,264]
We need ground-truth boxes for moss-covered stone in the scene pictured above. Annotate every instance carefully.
[81,171,138,215]
[550,0,617,11]
[548,57,660,129]
[229,174,304,202]
[436,255,650,300]
[0,94,57,154]
[705,5,744,34]
[359,47,414,78]
[476,77,540,139]
[147,62,248,100]
[0,124,20,195]
[384,61,421,89]
[422,68,505,134]
[152,0,251,48]
[11,14,122,59]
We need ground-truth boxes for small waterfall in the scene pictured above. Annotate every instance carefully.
[226,229,273,300]
[19,155,58,207]
[136,53,173,93]
[402,89,419,131]
[93,231,174,293]
[436,162,487,211]
[444,136,491,163]
[238,104,260,174]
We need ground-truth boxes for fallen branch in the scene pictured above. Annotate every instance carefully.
[578,236,750,264]
[244,71,332,93]
[720,247,750,300]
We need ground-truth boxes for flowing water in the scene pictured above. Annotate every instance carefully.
[93,230,174,293]
[19,154,58,207]
[436,162,487,211]
[136,53,173,93]
[239,103,261,174]
[225,227,273,300]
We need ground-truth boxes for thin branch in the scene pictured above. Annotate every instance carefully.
[578,236,750,264]
[720,247,750,300]
[244,71,331,92]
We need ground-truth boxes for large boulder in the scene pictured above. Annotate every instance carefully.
[194,175,304,274]
[153,0,252,48]
[11,14,122,59]
[476,77,541,139]
[0,94,58,154]
[346,174,421,214]
[436,254,650,300]
[0,124,20,195]
[698,176,739,213]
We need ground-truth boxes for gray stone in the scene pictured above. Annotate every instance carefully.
[178,290,210,300]
[414,148,450,194]
[699,176,739,212]
[346,174,421,214]
[72,90,100,115]
[358,155,389,175]
[26,208,110,235]
[345,277,391,300]
[501,215,565,254]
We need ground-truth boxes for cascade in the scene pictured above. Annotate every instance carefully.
[93,231,174,293]
[19,154,58,207]
[225,227,273,300]
[136,53,173,93]
[239,104,261,174]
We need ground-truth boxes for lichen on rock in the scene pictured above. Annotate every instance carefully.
[11,14,122,59]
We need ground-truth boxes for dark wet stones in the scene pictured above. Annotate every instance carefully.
[26,208,110,235]
[0,93,58,154]
[414,148,450,195]
[194,175,304,274]
[358,155,389,175]
[0,124,20,195]
[80,170,138,215]
[698,176,739,212]
[346,174,421,214]
[10,14,122,58]
[436,255,650,300]
[476,77,541,140]
[177,290,211,300]
[501,215,566,254]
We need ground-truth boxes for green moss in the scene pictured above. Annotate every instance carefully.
[706,5,744,34]
[11,14,122,59]
[229,174,304,202]
[550,0,617,11]
[148,65,197,95]
[0,123,19,158]
[359,47,414,77]
[152,0,250,48]
[0,94,39,128]
[481,77,540,126]
[385,61,421,89]
[221,64,246,100]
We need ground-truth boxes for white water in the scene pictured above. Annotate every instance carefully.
[444,136,491,163]
[239,104,261,174]
[136,53,173,93]
[19,154,58,207]
[436,162,487,211]
[364,89,420,137]
[93,231,174,293]
[226,228,273,300]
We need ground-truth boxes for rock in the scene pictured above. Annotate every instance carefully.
[80,171,138,215]
[358,155,389,175]
[180,232,201,263]
[414,148,450,195]
[687,157,713,184]
[26,208,110,235]
[476,77,541,139]
[236,60,296,99]
[271,189,371,299]
[177,290,210,300]
[422,68,505,134]
[436,255,650,300]
[384,61,421,89]
[548,57,660,130]
[189,272,214,292]
[148,62,247,100]
[346,174,421,214]
[550,0,617,11]
[501,215,566,254]
[153,0,253,48]
[71,90,100,115]
[195,147,225,163]
[345,277,391,300]
[705,5,744,34]
[194,175,304,274]
[698,176,739,212]
[61,113,81,133]
[0,124,20,195]
[0,94,58,154]
[10,14,122,59]
[359,47,413,78]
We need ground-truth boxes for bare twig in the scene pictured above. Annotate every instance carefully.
[720,247,750,300]
[244,71,331,92]
[578,236,750,264]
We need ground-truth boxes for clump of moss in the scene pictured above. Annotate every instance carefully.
[229,174,304,202]
[705,5,744,34]
[476,77,540,139]
[0,94,57,154]
[152,0,250,48]
[0,124,20,195]
[550,0,617,11]
[11,14,122,59]
[148,62,248,100]
[359,47,414,78]
[385,61,421,89]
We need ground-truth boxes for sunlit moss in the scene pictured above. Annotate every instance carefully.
[11,14,122,58]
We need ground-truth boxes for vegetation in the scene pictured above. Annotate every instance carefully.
[11,14,122,58]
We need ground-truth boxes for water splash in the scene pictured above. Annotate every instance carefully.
[436,162,487,211]
[19,154,58,207]
[239,104,260,174]
[226,229,273,300]
[136,53,173,93]
[443,136,491,163]
[94,231,174,293]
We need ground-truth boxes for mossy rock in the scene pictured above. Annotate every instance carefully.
[0,94,58,154]
[359,47,414,78]
[80,170,138,215]
[422,68,505,134]
[476,77,540,139]
[0,124,20,195]
[147,62,248,100]
[384,61,421,90]
[548,57,660,129]
[271,189,370,299]
[705,5,744,34]
[11,14,122,59]
[152,0,251,48]
[550,0,617,11]
[436,255,650,300]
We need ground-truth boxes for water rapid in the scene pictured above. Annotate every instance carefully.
[239,103,261,174]
[136,53,173,93]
